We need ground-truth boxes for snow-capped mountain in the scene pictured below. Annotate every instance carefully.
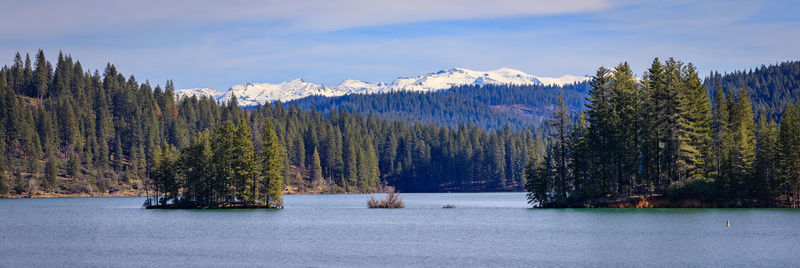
[175,67,589,106]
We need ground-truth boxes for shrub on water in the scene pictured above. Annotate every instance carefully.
[367,191,404,208]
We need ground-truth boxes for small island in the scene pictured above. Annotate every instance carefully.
[367,188,404,208]
[145,120,286,209]
[524,59,800,208]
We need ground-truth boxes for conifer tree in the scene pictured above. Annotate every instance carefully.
[569,112,589,189]
[0,168,7,195]
[641,58,666,187]
[711,84,728,177]
[731,89,757,194]
[661,58,683,184]
[608,62,639,194]
[67,151,80,178]
[43,156,57,191]
[755,112,778,199]
[549,94,570,201]
[151,143,179,205]
[260,118,285,208]
[0,127,7,195]
[232,122,257,204]
[211,122,237,204]
[525,145,551,206]
[32,49,50,99]
[310,147,323,188]
[180,131,212,205]
[586,66,612,191]
[344,139,358,192]
[778,102,800,207]
[676,63,714,181]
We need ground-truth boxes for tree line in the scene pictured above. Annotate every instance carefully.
[705,60,800,121]
[0,50,542,197]
[290,83,589,130]
[526,58,800,207]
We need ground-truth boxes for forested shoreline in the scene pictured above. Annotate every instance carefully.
[0,50,537,201]
[525,58,800,208]
[1,51,798,208]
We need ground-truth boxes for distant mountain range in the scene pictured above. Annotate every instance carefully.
[176,67,590,106]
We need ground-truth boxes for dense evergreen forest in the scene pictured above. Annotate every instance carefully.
[525,58,800,208]
[290,83,589,130]
[0,50,540,198]
[290,62,800,132]
[705,61,800,121]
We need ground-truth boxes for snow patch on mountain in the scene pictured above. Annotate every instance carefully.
[175,88,222,99]
[175,67,590,105]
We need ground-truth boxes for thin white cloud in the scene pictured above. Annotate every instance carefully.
[0,0,610,38]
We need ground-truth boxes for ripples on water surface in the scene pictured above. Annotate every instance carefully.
[1,192,799,267]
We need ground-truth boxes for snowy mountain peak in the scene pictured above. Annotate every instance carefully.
[175,67,590,105]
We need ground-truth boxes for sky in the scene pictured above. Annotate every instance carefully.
[1,0,799,90]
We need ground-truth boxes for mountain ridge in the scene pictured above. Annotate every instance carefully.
[176,67,590,106]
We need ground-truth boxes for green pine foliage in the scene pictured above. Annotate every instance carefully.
[527,58,799,207]
[309,147,324,188]
[705,61,800,121]
[778,102,800,207]
[291,83,589,130]
[260,119,285,208]
[0,50,540,198]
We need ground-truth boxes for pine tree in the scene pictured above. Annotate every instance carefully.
[608,62,639,194]
[180,131,212,206]
[0,127,7,194]
[36,108,56,157]
[525,145,551,206]
[549,94,570,202]
[113,134,124,171]
[586,66,612,192]
[310,147,323,188]
[676,63,714,181]
[364,141,381,191]
[67,151,80,178]
[150,143,179,205]
[232,122,257,204]
[211,122,237,204]
[660,58,683,185]
[43,156,57,191]
[569,112,589,190]
[711,84,728,178]
[23,109,43,174]
[778,102,800,207]
[260,118,285,208]
[0,169,7,196]
[755,112,778,199]
[344,139,358,192]
[641,58,666,187]
[357,148,370,191]
[736,89,757,186]
[32,49,50,99]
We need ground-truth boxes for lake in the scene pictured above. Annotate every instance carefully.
[1,192,799,267]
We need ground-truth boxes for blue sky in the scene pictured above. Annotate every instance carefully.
[1,0,799,90]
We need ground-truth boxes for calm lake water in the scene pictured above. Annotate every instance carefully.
[1,192,799,267]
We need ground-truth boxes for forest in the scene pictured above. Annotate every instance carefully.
[0,50,540,198]
[525,58,800,208]
[1,50,798,207]
[290,61,800,132]
[290,82,589,130]
[145,117,286,208]
[705,60,800,121]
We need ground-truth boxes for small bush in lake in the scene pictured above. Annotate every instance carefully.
[367,192,404,208]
